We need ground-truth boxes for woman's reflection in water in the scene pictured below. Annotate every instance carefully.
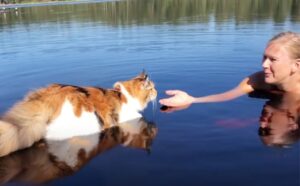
[258,92,300,148]
[0,117,157,185]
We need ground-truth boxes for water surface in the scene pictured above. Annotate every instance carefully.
[0,0,300,185]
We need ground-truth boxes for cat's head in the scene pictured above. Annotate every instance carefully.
[114,71,157,110]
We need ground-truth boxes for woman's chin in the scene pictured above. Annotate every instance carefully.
[264,77,275,84]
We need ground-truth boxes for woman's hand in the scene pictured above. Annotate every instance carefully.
[159,90,195,107]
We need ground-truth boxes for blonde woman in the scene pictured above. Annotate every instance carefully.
[160,32,300,109]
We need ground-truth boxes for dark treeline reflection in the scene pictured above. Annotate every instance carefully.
[1,0,300,28]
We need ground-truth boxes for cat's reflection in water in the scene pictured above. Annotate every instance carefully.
[0,117,157,185]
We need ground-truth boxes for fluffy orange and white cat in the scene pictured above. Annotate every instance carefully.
[0,72,157,157]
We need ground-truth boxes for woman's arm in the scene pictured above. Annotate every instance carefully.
[193,76,255,103]
[159,71,265,107]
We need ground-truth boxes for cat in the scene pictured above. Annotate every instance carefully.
[0,117,158,185]
[0,71,157,157]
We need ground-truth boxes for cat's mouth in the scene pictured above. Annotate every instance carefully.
[150,89,158,101]
[150,93,157,101]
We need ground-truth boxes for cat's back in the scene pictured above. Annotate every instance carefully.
[37,84,106,140]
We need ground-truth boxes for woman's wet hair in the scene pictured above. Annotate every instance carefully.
[268,31,300,59]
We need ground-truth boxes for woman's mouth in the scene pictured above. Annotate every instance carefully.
[264,72,272,77]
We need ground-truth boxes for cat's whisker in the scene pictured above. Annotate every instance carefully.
[151,98,157,120]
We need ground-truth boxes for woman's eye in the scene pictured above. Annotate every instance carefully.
[270,57,277,62]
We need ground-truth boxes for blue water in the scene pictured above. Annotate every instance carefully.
[0,0,300,185]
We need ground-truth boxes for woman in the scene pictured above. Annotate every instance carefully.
[159,31,300,108]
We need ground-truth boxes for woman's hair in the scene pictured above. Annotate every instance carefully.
[268,31,300,59]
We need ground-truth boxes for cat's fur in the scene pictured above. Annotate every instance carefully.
[0,72,157,157]
[0,117,157,185]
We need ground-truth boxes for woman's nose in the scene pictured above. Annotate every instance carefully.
[262,58,270,68]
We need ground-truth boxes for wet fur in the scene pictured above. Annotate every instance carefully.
[0,72,157,157]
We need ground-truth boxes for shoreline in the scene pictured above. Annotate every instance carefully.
[0,1,81,9]
[0,0,116,9]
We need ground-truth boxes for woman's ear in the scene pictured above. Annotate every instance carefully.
[296,59,300,69]
[294,58,300,70]
[291,59,300,74]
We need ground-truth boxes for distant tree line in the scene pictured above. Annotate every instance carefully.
[1,0,9,4]
[1,0,19,4]
[1,0,299,26]
[1,0,66,4]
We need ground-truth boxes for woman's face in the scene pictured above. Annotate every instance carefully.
[262,43,296,84]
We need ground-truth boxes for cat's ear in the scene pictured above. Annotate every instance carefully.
[138,70,148,80]
[113,82,122,91]
[142,78,153,90]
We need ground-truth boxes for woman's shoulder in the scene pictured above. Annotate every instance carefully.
[237,71,276,95]
[244,71,283,99]
[248,71,274,91]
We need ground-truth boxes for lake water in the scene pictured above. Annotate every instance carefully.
[0,0,300,185]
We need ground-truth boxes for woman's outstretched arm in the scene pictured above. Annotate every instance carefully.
[159,72,265,107]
